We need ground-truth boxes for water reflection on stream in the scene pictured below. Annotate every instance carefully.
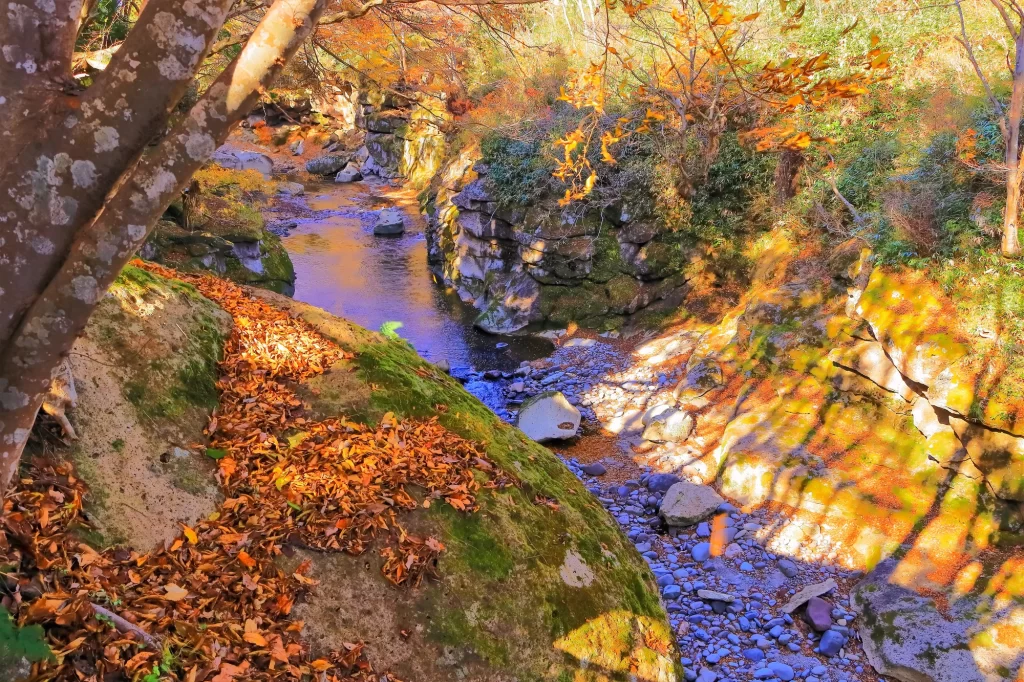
[280,182,552,381]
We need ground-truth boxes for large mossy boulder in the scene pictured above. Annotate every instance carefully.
[851,558,1022,682]
[247,290,682,682]
[145,168,296,295]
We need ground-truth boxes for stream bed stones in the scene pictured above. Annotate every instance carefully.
[460,337,882,682]
[660,481,725,526]
[555,459,878,682]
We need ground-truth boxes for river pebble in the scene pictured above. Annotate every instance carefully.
[545,455,882,682]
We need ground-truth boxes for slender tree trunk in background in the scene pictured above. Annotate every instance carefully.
[0,0,329,501]
[774,149,805,203]
[183,180,203,230]
[1003,31,1024,257]
[1006,165,1022,256]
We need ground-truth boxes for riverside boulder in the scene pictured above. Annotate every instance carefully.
[642,408,695,443]
[211,148,274,177]
[659,481,724,526]
[852,559,993,682]
[40,270,681,682]
[516,390,582,442]
[334,162,363,183]
[373,208,405,235]
[305,154,351,175]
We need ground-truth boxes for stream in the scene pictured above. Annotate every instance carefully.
[271,179,880,682]
[272,180,553,411]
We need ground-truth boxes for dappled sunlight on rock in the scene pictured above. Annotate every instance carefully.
[553,610,680,682]
[487,219,1023,680]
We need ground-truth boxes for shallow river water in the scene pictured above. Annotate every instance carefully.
[278,181,552,378]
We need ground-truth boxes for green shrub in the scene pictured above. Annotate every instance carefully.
[836,139,899,211]
[480,135,553,209]
[684,132,775,246]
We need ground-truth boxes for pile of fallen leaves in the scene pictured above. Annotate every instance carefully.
[1,262,513,681]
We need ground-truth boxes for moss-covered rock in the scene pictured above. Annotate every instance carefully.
[588,229,630,284]
[247,290,681,682]
[606,275,643,313]
[144,170,296,295]
[540,282,612,326]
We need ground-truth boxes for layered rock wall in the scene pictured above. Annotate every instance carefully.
[355,91,448,187]
[425,156,688,333]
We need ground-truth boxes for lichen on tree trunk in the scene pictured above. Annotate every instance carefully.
[0,0,330,500]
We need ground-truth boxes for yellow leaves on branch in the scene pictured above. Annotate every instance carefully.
[708,2,734,26]
[957,128,981,167]
[600,126,625,164]
[740,124,835,152]
[548,0,893,201]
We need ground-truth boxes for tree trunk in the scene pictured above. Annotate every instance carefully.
[1005,165,1022,256]
[182,180,203,230]
[774,149,804,203]
[0,0,237,348]
[1003,31,1024,258]
[0,0,329,501]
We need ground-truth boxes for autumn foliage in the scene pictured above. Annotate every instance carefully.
[1,264,515,681]
[550,0,891,204]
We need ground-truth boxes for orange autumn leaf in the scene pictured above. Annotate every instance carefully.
[709,514,728,557]
[243,631,268,646]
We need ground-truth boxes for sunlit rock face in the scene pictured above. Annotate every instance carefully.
[355,91,449,187]
[423,156,688,334]
[620,226,1024,682]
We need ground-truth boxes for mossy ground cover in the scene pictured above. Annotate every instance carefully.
[101,265,226,422]
[346,337,678,679]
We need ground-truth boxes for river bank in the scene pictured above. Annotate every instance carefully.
[266,177,882,682]
[242,139,1023,682]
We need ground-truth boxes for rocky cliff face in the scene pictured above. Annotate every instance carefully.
[603,226,1024,681]
[356,91,448,188]
[425,155,688,333]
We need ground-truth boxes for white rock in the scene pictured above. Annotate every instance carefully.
[277,181,305,196]
[516,391,581,442]
[642,408,694,443]
[373,208,405,235]
[659,481,724,526]
[781,578,837,613]
[335,162,363,183]
[641,403,674,426]
[211,148,274,178]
